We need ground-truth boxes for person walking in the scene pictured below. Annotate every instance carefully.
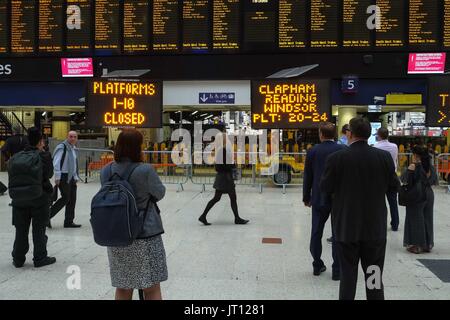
[402,146,438,254]
[49,131,81,228]
[320,117,399,300]
[8,127,55,268]
[303,122,345,280]
[374,128,400,231]
[100,129,168,300]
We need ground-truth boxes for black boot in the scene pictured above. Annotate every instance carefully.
[235,217,249,225]
[198,215,211,226]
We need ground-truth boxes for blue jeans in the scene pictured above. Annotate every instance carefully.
[386,191,399,230]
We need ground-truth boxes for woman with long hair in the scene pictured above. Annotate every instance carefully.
[100,129,167,300]
[402,146,438,254]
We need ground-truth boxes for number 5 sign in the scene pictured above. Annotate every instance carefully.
[342,76,359,93]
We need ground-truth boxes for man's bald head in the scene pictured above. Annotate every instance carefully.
[67,131,78,146]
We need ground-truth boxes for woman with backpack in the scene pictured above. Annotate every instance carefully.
[402,146,438,254]
[100,129,167,300]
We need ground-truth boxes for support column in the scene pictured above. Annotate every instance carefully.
[52,111,71,140]
[337,106,358,133]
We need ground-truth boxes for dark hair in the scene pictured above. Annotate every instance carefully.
[319,122,336,140]
[412,146,431,174]
[349,117,371,139]
[341,124,350,134]
[114,129,143,163]
[27,127,42,147]
[377,127,389,140]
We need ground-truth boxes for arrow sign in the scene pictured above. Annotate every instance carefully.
[199,93,235,104]
[200,94,208,103]
[438,110,447,124]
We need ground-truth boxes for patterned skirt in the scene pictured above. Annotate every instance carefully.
[107,235,168,289]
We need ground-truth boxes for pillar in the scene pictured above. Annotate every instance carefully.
[52,111,71,140]
[337,106,358,133]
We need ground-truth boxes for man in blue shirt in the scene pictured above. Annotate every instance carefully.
[338,124,351,146]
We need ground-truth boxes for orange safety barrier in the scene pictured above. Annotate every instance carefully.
[88,154,114,171]
[437,157,450,175]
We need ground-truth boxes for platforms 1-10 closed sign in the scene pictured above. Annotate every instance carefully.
[86,79,163,128]
[251,79,331,129]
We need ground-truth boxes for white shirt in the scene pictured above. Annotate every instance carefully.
[374,139,398,171]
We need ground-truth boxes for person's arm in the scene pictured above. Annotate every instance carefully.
[147,165,166,202]
[386,153,400,193]
[302,149,314,206]
[320,154,337,195]
[52,147,63,183]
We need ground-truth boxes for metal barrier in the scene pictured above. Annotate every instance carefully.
[269,152,306,194]
[77,148,114,183]
[435,153,450,191]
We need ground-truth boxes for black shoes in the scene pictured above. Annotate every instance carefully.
[326,237,333,243]
[13,260,24,268]
[235,218,249,225]
[34,256,56,268]
[64,223,82,228]
[198,216,211,226]
[313,265,326,276]
[332,272,340,281]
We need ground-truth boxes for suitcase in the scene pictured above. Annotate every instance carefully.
[0,181,7,195]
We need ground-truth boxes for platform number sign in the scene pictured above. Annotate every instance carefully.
[342,76,359,93]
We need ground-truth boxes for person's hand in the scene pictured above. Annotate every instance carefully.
[304,201,312,208]
[55,180,60,186]
[408,163,416,171]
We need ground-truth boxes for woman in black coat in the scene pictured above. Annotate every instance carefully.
[199,146,249,225]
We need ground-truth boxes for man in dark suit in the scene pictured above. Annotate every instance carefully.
[303,122,345,280]
[320,117,399,300]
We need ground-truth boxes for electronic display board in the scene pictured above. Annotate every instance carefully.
[279,0,307,49]
[66,0,91,51]
[444,0,450,47]
[375,0,405,47]
[427,77,450,127]
[251,79,331,129]
[243,0,276,51]
[124,0,150,53]
[311,0,339,48]
[343,0,372,47]
[408,0,439,47]
[86,79,163,128]
[11,0,36,54]
[213,0,240,50]
[183,0,210,51]
[153,0,179,51]
[0,0,8,54]
[39,0,64,53]
[95,0,120,52]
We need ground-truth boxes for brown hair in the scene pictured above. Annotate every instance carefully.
[114,129,143,163]
[319,122,336,140]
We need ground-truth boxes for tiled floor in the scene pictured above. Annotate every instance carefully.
[0,172,449,300]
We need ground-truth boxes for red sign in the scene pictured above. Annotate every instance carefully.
[61,58,94,78]
[408,53,446,74]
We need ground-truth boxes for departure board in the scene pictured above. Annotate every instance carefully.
[427,77,450,127]
[183,0,210,51]
[0,0,7,54]
[311,0,339,48]
[95,0,120,51]
[279,0,307,49]
[409,0,439,46]
[11,0,36,54]
[153,0,179,51]
[376,0,405,47]
[213,0,240,50]
[444,0,450,47]
[39,0,63,53]
[66,0,91,51]
[124,0,150,53]
[343,0,372,47]
[243,0,276,50]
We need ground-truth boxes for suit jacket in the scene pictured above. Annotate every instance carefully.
[320,140,400,242]
[303,141,345,208]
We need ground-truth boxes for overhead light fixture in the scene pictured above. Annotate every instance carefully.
[191,111,198,115]
[200,113,208,117]
[204,115,214,120]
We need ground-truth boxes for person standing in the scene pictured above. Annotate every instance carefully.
[303,122,345,280]
[8,127,55,268]
[337,124,351,146]
[402,146,438,254]
[374,128,400,231]
[49,131,81,228]
[320,117,399,300]
[100,129,168,300]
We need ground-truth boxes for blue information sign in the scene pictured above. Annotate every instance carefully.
[199,93,235,104]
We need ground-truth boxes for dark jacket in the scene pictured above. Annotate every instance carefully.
[1,134,29,161]
[320,141,400,242]
[303,140,345,208]
[401,163,438,202]
[213,147,235,193]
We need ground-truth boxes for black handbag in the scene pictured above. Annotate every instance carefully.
[398,181,424,207]
[232,167,242,181]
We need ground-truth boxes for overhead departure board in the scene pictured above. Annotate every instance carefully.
[409,0,439,46]
[427,77,450,127]
[343,0,372,47]
[243,0,276,51]
[311,0,339,48]
[95,0,120,52]
[66,0,91,52]
[183,0,210,51]
[11,0,36,54]
[213,0,240,50]
[39,0,63,53]
[279,0,307,49]
[0,0,7,54]
[124,0,150,53]
[444,0,450,47]
[153,0,179,51]
[251,79,331,129]
[376,0,405,47]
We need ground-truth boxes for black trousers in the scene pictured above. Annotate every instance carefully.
[12,202,49,263]
[336,239,386,300]
[50,174,77,224]
[202,189,240,219]
[386,191,399,229]
[310,206,339,273]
